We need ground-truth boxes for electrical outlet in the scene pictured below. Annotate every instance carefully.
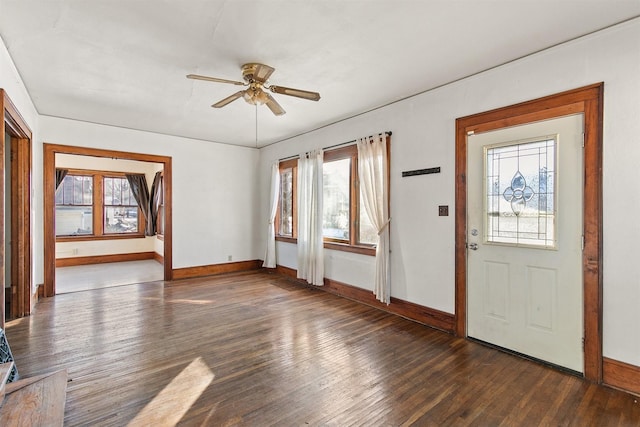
[227,255,232,261]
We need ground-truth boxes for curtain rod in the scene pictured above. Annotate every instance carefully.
[278,131,392,162]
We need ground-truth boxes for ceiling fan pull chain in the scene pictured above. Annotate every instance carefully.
[255,104,259,148]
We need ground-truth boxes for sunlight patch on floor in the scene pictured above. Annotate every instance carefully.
[56,260,164,293]
[127,357,215,427]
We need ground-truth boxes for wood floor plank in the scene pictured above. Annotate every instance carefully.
[0,369,67,426]
[4,271,640,426]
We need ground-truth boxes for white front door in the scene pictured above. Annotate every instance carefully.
[467,114,584,372]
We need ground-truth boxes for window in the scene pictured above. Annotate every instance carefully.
[103,176,139,234]
[323,145,378,249]
[55,174,93,236]
[322,157,351,241]
[55,169,144,240]
[275,136,389,255]
[276,159,297,240]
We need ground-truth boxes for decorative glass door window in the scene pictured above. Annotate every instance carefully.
[485,136,556,248]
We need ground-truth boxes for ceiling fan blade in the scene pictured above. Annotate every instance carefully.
[265,93,286,116]
[212,91,245,108]
[187,74,245,86]
[269,85,320,101]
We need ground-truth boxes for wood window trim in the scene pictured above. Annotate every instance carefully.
[56,234,147,243]
[454,83,604,383]
[55,169,146,241]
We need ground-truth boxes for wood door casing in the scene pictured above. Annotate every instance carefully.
[43,144,173,297]
[1,89,33,326]
[455,83,604,382]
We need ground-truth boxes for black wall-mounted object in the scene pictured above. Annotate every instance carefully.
[402,167,440,177]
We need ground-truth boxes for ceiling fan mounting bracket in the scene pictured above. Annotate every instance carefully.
[241,63,270,83]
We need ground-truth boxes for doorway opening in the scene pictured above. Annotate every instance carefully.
[1,89,32,328]
[53,153,165,293]
[455,83,604,382]
[44,144,173,297]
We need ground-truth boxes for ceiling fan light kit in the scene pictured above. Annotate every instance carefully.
[243,83,269,105]
[187,63,320,116]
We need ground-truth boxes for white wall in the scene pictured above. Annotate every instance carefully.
[258,19,640,366]
[56,153,162,188]
[56,238,155,259]
[0,36,38,126]
[41,116,261,270]
[55,154,161,259]
[0,35,40,293]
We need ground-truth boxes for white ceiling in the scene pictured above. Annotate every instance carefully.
[1,1,639,148]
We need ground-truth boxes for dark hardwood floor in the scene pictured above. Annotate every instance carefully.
[5,271,640,426]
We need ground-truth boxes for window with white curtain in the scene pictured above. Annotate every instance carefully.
[275,136,389,255]
[276,158,297,240]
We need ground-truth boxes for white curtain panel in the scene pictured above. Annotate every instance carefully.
[297,149,324,286]
[357,134,391,304]
[263,162,280,268]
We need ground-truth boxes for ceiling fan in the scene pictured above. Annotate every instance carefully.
[187,63,320,116]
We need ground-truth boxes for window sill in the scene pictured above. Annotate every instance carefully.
[276,236,297,244]
[56,234,146,243]
[324,242,375,256]
[275,236,375,256]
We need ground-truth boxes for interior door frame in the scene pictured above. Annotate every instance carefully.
[455,83,604,382]
[43,143,173,297]
[1,89,33,327]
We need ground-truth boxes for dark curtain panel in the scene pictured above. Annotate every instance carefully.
[149,171,162,234]
[55,168,69,190]
[125,174,153,236]
[149,171,163,235]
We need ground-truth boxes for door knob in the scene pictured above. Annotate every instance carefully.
[468,243,478,250]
